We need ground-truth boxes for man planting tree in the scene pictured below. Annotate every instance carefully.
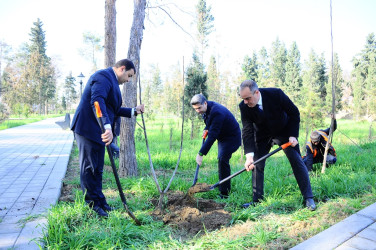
[238,80,316,211]
[71,59,144,217]
[191,94,241,199]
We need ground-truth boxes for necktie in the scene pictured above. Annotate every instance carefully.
[254,104,265,123]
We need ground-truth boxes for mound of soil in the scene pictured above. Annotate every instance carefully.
[153,191,232,235]
[187,183,211,195]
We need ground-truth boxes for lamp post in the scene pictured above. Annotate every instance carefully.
[77,72,85,98]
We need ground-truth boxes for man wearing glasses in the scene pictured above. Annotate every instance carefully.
[238,80,316,211]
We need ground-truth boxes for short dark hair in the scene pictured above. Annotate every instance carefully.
[114,59,136,74]
[190,94,207,105]
[240,80,258,93]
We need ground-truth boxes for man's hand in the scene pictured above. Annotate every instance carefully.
[244,154,255,171]
[136,104,145,114]
[196,154,203,166]
[289,136,298,147]
[102,129,113,146]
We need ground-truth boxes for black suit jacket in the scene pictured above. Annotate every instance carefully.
[239,88,300,154]
[71,67,132,145]
[200,101,241,155]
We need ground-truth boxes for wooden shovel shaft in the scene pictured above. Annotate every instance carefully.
[191,131,209,186]
[94,102,141,225]
[210,142,292,190]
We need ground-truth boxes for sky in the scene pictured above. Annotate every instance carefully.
[1,0,376,88]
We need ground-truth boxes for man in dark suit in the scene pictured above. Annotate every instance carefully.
[238,80,316,211]
[191,94,241,198]
[71,59,144,217]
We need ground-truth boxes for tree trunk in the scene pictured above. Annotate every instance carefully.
[119,0,146,177]
[369,120,373,141]
[190,119,194,140]
[104,0,116,68]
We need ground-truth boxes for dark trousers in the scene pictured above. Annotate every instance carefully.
[217,141,240,195]
[75,133,107,207]
[253,137,313,202]
[303,154,337,171]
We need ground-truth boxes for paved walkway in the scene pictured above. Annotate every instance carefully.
[292,203,376,249]
[0,117,73,249]
[0,117,375,249]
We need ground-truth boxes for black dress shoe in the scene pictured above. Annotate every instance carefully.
[102,204,115,212]
[305,198,316,211]
[93,206,109,217]
[242,201,257,208]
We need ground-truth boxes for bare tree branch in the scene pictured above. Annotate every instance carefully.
[146,5,194,41]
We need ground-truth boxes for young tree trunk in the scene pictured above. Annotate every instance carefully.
[104,0,116,67]
[190,119,194,140]
[119,0,146,177]
[369,120,373,141]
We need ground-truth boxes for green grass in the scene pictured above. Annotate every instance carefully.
[44,116,376,249]
[0,114,63,130]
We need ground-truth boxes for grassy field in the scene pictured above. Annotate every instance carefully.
[43,116,376,249]
[0,114,63,130]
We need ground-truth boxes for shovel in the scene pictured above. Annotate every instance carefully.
[189,142,292,194]
[191,130,208,187]
[94,101,141,225]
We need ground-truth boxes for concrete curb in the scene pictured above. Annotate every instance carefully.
[292,203,376,249]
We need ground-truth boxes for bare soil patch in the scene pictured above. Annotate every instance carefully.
[152,191,232,236]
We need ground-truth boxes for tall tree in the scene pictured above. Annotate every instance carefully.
[242,51,259,82]
[164,63,183,117]
[0,40,12,98]
[63,72,77,111]
[26,19,56,115]
[80,32,103,73]
[196,0,214,63]
[1,62,23,114]
[299,49,327,151]
[325,53,343,112]
[105,0,116,67]
[351,33,376,137]
[207,55,221,103]
[269,37,287,87]
[184,52,208,139]
[150,64,163,111]
[119,0,146,177]
[284,41,302,103]
[257,47,271,87]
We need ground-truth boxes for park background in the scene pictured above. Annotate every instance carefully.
[0,0,375,248]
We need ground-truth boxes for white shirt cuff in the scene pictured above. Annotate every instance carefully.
[104,124,112,130]
[246,152,254,157]
[131,108,135,118]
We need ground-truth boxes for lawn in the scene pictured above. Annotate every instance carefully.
[0,114,63,130]
[43,116,376,249]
